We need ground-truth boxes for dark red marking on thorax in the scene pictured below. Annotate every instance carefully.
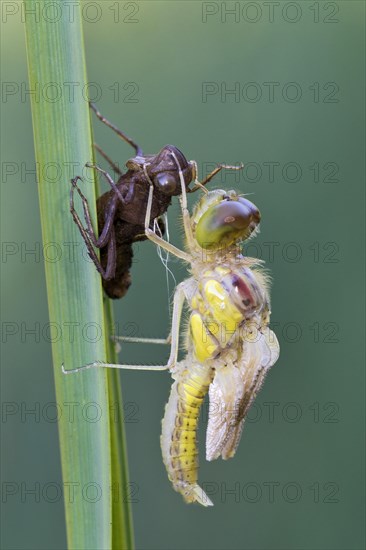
[232,274,256,308]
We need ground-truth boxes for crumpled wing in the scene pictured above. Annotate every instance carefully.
[206,326,279,461]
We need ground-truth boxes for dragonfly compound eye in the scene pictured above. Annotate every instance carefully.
[195,197,261,250]
[154,172,178,195]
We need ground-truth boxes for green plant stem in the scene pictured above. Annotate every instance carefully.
[23,2,134,548]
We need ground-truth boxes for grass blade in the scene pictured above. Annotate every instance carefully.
[23,2,134,547]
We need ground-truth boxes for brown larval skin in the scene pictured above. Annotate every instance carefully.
[96,145,193,299]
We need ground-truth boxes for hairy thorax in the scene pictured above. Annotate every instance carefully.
[187,259,270,363]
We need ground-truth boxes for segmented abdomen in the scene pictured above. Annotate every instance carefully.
[160,361,213,506]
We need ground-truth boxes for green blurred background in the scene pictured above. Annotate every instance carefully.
[1,1,365,549]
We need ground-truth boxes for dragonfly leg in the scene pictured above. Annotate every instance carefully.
[62,362,169,374]
[142,167,191,262]
[189,161,244,193]
[112,283,185,363]
[112,335,171,345]
[170,151,196,251]
[71,175,117,247]
[62,285,186,374]
[89,102,143,156]
[85,162,128,205]
[188,160,208,194]
[70,177,117,279]
[165,284,186,369]
[94,143,122,176]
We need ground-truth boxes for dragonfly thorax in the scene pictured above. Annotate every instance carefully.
[188,263,268,363]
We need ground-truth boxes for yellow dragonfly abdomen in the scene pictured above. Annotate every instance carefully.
[161,362,214,506]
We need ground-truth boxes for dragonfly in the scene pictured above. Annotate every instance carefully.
[63,150,280,506]
[70,103,241,298]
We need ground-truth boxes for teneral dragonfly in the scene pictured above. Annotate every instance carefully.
[63,151,280,506]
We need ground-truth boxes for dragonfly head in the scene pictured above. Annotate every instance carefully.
[127,145,193,197]
[192,190,261,251]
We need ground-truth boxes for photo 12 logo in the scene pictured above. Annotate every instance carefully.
[199,480,340,504]
[202,81,340,104]
[1,2,140,24]
[1,81,139,104]
[201,2,340,24]
[1,481,140,504]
